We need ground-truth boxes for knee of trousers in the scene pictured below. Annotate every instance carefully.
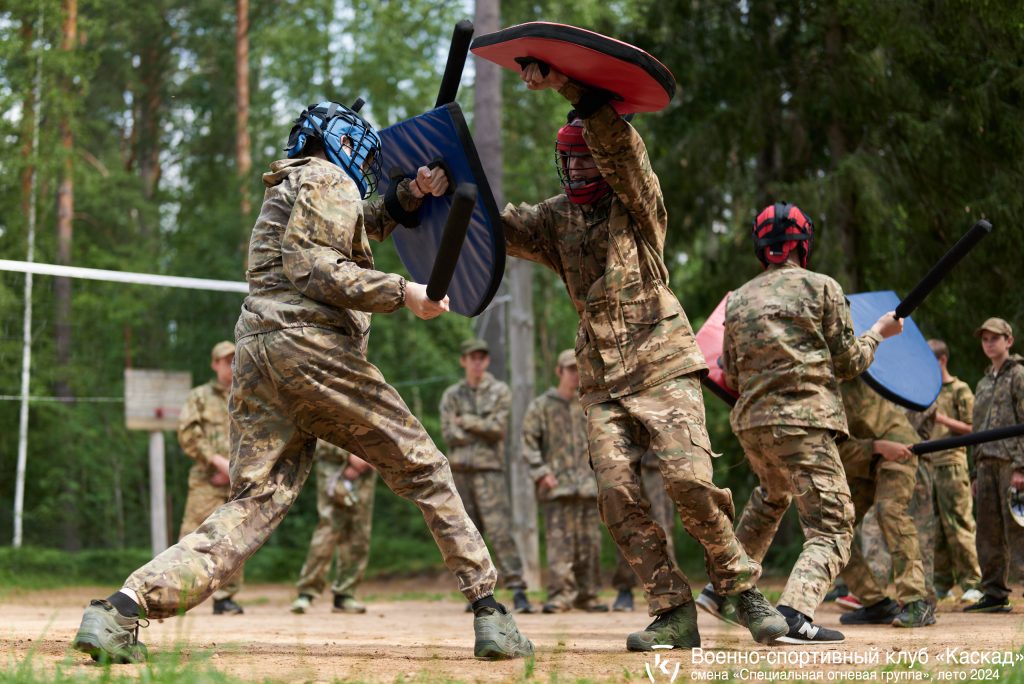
[598,484,651,535]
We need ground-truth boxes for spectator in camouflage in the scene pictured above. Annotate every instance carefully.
[521,349,606,613]
[175,340,245,615]
[965,317,1024,613]
[290,440,376,615]
[440,338,533,614]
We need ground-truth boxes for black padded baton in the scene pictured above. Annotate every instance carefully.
[911,422,1024,456]
[427,183,477,302]
[436,20,474,107]
[895,220,992,319]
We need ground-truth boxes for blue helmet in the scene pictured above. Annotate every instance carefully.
[285,101,382,199]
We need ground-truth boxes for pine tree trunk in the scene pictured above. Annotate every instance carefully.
[236,0,252,256]
[55,0,77,403]
[473,0,540,590]
[825,14,859,291]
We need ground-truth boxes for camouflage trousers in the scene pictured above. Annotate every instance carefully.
[295,459,376,597]
[926,460,981,593]
[613,464,675,591]
[542,497,602,608]
[124,327,496,619]
[589,373,760,616]
[179,483,243,601]
[838,443,926,605]
[734,426,854,619]
[975,458,1024,601]
[452,469,526,590]
[856,460,936,603]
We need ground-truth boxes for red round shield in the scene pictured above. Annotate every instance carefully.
[470,22,675,114]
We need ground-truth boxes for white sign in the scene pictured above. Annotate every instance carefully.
[125,369,193,431]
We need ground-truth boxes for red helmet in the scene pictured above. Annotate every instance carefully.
[555,118,611,205]
[751,202,814,268]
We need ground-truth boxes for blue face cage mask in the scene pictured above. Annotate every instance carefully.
[285,101,382,199]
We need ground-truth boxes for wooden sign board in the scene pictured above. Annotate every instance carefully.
[125,369,193,431]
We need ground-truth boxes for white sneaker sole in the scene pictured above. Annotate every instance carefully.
[775,634,845,645]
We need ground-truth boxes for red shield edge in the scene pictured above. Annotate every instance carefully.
[695,292,738,406]
[470,22,675,115]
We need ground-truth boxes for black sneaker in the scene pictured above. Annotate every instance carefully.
[823,584,847,602]
[512,589,535,614]
[775,606,844,644]
[613,589,634,612]
[839,598,899,625]
[893,600,936,627]
[213,597,244,615]
[695,583,741,626]
[964,595,1012,613]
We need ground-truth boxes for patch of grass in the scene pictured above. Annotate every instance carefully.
[0,650,259,683]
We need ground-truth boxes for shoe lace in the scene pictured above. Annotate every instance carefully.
[132,618,149,646]
[737,591,774,620]
[644,612,672,632]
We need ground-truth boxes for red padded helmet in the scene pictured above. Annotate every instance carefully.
[555,118,610,205]
[752,202,814,268]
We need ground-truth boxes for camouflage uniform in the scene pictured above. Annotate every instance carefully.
[612,453,675,593]
[294,440,376,598]
[441,372,526,590]
[972,353,1024,602]
[121,157,497,619]
[502,81,760,616]
[177,378,244,601]
[858,459,936,603]
[721,262,880,618]
[906,383,980,595]
[838,378,927,606]
[521,387,602,609]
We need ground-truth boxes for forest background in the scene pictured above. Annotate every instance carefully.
[1,0,1022,588]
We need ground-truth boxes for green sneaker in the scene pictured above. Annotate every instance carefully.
[733,589,788,644]
[291,594,313,614]
[72,599,149,664]
[625,601,701,651]
[893,600,936,627]
[473,605,534,660]
[333,594,367,614]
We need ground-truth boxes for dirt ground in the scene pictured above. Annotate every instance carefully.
[3,578,1024,683]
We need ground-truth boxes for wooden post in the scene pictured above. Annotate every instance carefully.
[148,431,168,555]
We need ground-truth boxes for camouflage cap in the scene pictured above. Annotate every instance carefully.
[460,338,490,356]
[557,349,577,368]
[974,317,1013,338]
[211,340,236,361]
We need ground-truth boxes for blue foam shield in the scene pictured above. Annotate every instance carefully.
[377,103,504,317]
[848,291,941,411]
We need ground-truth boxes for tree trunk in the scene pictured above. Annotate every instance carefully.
[825,14,859,291]
[473,0,540,590]
[19,18,34,218]
[236,0,252,257]
[55,0,77,403]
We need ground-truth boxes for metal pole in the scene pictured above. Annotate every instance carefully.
[14,5,44,549]
[149,431,168,554]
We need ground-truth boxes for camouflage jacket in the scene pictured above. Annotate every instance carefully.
[839,378,920,463]
[177,379,231,489]
[520,388,596,499]
[440,373,511,471]
[722,262,883,435]
[502,81,706,408]
[908,378,974,466]
[972,354,1024,468]
[235,157,418,343]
